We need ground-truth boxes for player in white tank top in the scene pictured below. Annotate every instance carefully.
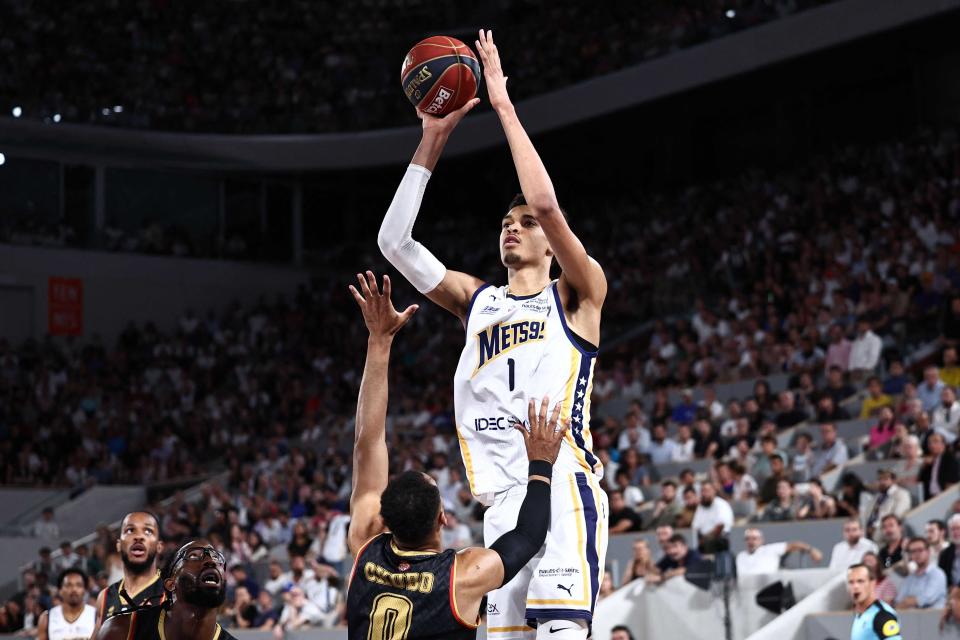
[454,281,601,501]
[379,31,608,640]
[39,569,96,640]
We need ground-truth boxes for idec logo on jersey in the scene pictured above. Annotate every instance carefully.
[473,415,526,432]
[474,319,546,373]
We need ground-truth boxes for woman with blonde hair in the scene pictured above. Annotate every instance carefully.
[621,538,658,586]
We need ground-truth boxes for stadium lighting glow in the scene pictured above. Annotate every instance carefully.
[0,153,6,166]
[12,106,21,118]
[101,107,111,116]
[726,9,736,18]
[53,113,61,123]
[113,105,123,113]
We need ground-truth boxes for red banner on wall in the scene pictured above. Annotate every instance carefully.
[48,277,83,336]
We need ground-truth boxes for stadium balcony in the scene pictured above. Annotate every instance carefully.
[0,0,953,172]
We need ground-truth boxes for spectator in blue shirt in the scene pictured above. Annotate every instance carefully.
[882,360,908,396]
[896,537,947,609]
[918,367,947,413]
[671,389,698,425]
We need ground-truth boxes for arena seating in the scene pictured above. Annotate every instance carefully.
[0,1,835,133]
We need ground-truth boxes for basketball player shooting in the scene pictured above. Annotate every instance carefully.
[379,29,608,640]
[345,272,567,639]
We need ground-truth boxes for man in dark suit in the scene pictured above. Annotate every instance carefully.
[919,433,960,501]
[938,514,960,589]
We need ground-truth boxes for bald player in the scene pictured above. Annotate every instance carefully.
[95,539,236,640]
[92,512,165,637]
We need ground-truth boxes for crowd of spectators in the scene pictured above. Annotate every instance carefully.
[0,0,834,134]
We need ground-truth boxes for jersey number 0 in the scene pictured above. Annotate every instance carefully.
[367,593,413,640]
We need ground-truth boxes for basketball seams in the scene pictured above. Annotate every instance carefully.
[401,36,479,114]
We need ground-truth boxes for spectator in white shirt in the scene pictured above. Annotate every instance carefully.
[274,586,323,638]
[932,387,960,443]
[617,411,651,454]
[647,424,679,464]
[692,481,734,553]
[31,508,60,541]
[672,424,696,462]
[736,528,823,575]
[829,518,879,571]
[440,512,473,550]
[849,317,883,375]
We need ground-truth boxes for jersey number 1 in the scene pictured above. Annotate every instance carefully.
[507,358,515,391]
[368,593,413,640]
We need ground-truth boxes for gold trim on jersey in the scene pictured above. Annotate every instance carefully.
[449,554,480,629]
[158,610,221,640]
[119,571,161,601]
[389,540,439,557]
[526,474,591,607]
[561,347,593,473]
[455,426,478,493]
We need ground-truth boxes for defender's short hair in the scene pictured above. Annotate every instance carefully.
[380,471,441,548]
[57,568,88,589]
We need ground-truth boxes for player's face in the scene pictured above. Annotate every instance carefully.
[846,566,873,607]
[118,512,162,575]
[500,207,551,268]
[60,574,86,607]
[169,540,227,609]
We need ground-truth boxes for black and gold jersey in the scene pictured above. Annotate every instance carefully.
[125,605,236,640]
[346,533,479,639]
[99,573,167,621]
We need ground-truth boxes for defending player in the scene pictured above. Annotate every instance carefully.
[95,540,236,640]
[92,512,166,637]
[38,569,95,640]
[379,29,608,639]
[346,272,567,639]
[847,564,902,640]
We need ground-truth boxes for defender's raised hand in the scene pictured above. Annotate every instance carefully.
[475,29,510,111]
[349,272,418,340]
[516,396,568,464]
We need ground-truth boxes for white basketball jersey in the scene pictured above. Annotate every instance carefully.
[48,605,95,640]
[453,281,602,499]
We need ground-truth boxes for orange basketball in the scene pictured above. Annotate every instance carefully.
[400,36,480,116]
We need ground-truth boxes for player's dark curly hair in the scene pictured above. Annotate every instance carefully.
[379,471,441,547]
[505,193,568,220]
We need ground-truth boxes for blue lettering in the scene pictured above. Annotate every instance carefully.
[478,325,500,368]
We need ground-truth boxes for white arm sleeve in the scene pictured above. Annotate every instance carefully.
[377,164,447,294]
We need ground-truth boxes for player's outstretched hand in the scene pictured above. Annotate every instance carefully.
[516,396,568,464]
[475,29,510,111]
[418,97,480,136]
[349,271,418,340]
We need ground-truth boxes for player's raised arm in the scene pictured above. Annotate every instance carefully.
[346,272,419,556]
[476,29,607,307]
[378,100,485,323]
[453,398,568,615]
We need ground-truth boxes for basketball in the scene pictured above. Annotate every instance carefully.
[400,36,480,116]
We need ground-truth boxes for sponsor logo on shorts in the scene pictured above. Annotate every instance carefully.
[473,415,525,432]
[424,86,454,114]
[557,583,574,596]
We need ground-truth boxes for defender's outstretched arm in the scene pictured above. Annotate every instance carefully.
[476,29,607,308]
[347,272,418,556]
[378,101,485,323]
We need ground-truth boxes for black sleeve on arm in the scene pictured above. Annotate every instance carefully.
[488,462,552,586]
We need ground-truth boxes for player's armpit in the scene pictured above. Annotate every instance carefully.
[424,270,487,323]
[452,547,505,622]
[347,493,386,556]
